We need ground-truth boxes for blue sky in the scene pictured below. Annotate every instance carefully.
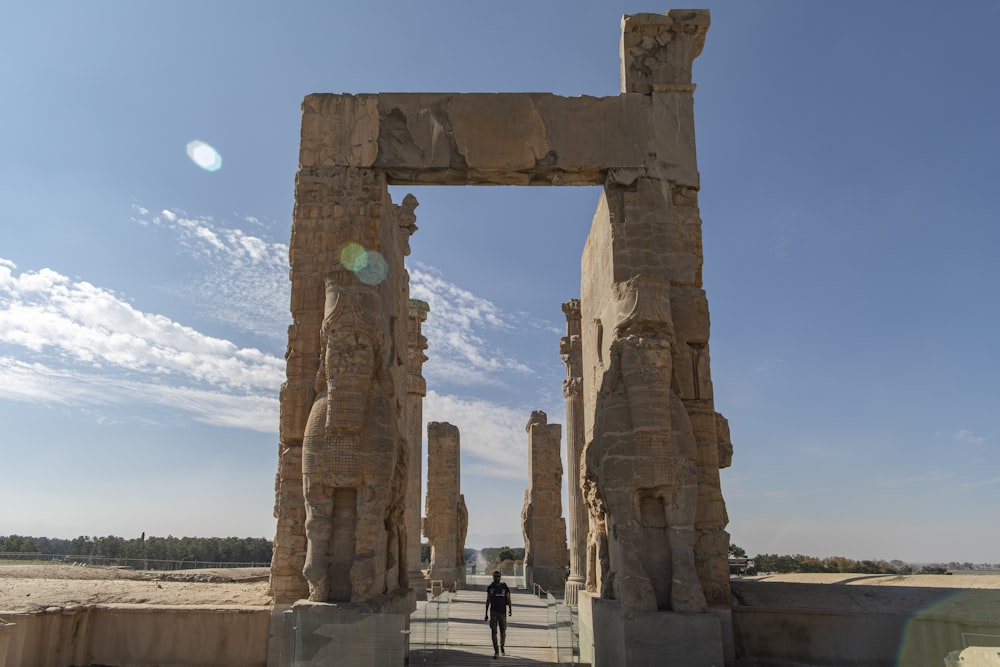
[1,1,997,564]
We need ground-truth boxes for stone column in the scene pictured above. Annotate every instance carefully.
[423,421,463,590]
[405,299,429,597]
[521,411,568,592]
[560,299,587,605]
[578,10,732,666]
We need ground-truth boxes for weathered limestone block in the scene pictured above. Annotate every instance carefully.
[300,267,400,602]
[620,10,710,94]
[521,411,568,592]
[270,164,415,608]
[423,421,465,590]
[292,92,700,187]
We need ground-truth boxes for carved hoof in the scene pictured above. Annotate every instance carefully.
[670,578,707,613]
[306,578,329,602]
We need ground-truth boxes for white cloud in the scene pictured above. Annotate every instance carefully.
[410,263,535,387]
[130,206,291,343]
[0,261,283,391]
[1,206,565,442]
[0,356,279,433]
[424,390,530,480]
[953,429,986,445]
[0,259,283,431]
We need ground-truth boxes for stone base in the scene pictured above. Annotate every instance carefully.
[408,570,428,601]
[578,591,724,667]
[268,591,413,667]
[564,578,585,606]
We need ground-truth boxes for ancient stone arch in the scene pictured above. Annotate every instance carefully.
[269,9,734,664]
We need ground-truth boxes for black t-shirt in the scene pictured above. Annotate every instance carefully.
[487,581,510,614]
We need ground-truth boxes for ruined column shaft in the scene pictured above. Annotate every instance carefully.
[424,421,463,589]
[405,299,429,593]
[561,300,588,605]
[522,411,568,591]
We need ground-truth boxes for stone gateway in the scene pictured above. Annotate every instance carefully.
[269,9,733,665]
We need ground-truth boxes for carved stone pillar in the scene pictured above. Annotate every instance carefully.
[521,411,568,592]
[405,299,429,597]
[423,421,463,590]
[560,299,587,605]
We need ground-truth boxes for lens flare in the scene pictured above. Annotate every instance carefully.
[186,140,222,172]
[339,242,368,272]
[356,251,387,285]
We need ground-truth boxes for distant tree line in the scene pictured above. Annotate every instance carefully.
[732,544,999,575]
[0,534,272,565]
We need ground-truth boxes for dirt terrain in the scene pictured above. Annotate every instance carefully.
[2,564,999,614]
[0,563,272,613]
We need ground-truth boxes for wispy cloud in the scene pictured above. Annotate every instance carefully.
[424,389,532,480]
[952,429,988,445]
[0,260,282,431]
[129,206,291,343]
[3,207,560,441]
[410,263,534,387]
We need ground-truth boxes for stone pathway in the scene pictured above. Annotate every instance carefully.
[411,589,561,665]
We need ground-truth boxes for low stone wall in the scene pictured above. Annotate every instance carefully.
[1,604,269,667]
[731,580,1000,667]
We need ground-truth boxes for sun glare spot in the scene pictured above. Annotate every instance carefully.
[356,251,387,285]
[339,243,368,272]
[337,242,387,285]
[186,140,222,172]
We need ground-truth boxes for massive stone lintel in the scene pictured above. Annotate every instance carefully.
[521,411,568,592]
[299,92,699,188]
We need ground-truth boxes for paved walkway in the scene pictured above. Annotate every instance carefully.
[411,588,560,665]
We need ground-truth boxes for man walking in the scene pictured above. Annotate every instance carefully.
[484,570,512,658]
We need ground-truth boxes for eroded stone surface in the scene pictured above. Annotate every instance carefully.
[271,167,415,607]
[423,421,465,590]
[405,298,429,593]
[272,8,731,663]
[521,411,568,592]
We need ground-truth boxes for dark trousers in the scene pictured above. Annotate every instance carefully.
[489,613,507,652]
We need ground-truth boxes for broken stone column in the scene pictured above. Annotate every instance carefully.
[405,298,429,597]
[560,299,587,605]
[423,421,465,590]
[521,411,568,592]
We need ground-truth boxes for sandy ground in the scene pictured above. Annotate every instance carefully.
[741,572,1000,589]
[2,564,999,614]
[0,563,272,613]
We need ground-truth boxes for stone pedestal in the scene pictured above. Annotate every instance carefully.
[564,578,584,606]
[274,593,413,667]
[579,591,724,667]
